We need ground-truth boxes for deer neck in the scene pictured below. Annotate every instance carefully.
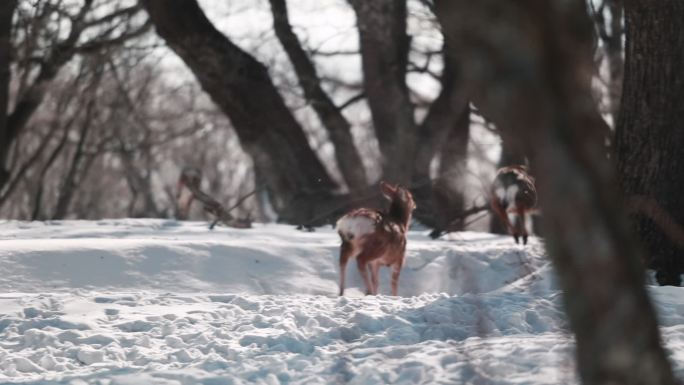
[387,200,411,229]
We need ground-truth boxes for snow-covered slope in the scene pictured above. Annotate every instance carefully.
[0,220,551,296]
[0,219,681,384]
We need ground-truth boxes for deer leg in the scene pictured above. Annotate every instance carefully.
[188,195,195,214]
[339,241,353,296]
[390,261,403,296]
[490,196,518,243]
[516,205,528,245]
[370,261,381,295]
[510,212,521,244]
[356,259,374,295]
[491,196,515,238]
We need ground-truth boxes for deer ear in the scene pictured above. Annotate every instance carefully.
[380,181,396,198]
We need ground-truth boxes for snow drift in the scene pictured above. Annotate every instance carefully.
[0,219,682,384]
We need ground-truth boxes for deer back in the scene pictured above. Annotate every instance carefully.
[337,183,415,262]
[493,166,537,210]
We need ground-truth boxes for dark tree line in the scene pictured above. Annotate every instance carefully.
[0,0,159,218]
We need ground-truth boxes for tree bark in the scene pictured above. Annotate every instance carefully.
[412,52,468,187]
[409,43,470,229]
[0,0,16,187]
[605,0,624,122]
[431,106,470,231]
[142,0,338,222]
[269,0,367,192]
[615,2,684,286]
[348,0,416,184]
[435,1,676,384]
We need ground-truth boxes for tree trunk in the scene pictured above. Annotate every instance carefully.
[269,0,367,192]
[52,99,97,220]
[435,1,676,384]
[430,106,470,231]
[119,147,160,218]
[142,0,337,223]
[51,61,105,220]
[31,124,70,220]
[605,0,624,122]
[412,53,469,186]
[411,51,471,227]
[348,0,416,184]
[0,0,16,187]
[615,1,684,286]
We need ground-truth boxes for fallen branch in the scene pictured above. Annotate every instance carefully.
[208,188,261,230]
[429,204,490,239]
[186,185,257,230]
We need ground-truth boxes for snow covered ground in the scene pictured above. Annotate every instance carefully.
[0,219,682,384]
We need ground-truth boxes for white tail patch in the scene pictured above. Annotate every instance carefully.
[337,183,416,296]
[491,166,537,245]
[505,185,519,210]
[337,216,375,240]
[495,187,506,202]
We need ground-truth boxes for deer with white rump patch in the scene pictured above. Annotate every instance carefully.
[336,181,416,296]
[490,165,537,245]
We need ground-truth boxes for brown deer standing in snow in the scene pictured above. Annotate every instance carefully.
[490,165,537,245]
[336,181,416,296]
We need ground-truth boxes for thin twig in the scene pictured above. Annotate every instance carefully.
[209,186,263,230]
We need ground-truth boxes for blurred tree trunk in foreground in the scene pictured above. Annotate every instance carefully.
[0,0,16,188]
[143,0,338,224]
[591,0,624,124]
[435,1,676,384]
[616,2,684,286]
[604,0,624,123]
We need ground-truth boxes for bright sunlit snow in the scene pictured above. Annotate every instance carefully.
[0,219,683,384]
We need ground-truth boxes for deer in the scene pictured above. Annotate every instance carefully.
[336,181,416,296]
[176,166,202,220]
[490,165,537,245]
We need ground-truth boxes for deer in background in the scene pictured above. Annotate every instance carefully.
[336,182,416,296]
[176,166,203,220]
[490,165,537,245]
